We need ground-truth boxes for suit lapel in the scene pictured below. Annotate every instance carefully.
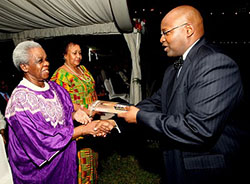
[166,37,206,109]
[167,66,177,107]
[166,68,177,97]
[167,56,190,109]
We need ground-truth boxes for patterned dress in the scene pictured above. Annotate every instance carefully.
[51,65,98,184]
[5,79,77,184]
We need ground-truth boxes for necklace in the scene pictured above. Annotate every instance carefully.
[64,63,92,82]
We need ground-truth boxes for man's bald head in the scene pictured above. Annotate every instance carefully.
[162,5,204,41]
[160,5,204,57]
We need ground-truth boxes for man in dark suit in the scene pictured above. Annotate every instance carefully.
[118,5,248,184]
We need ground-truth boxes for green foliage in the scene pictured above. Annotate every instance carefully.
[98,152,161,184]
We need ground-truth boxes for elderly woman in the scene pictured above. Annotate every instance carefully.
[5,40,113,184]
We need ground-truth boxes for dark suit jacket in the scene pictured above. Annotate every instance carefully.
[136,37,247,184]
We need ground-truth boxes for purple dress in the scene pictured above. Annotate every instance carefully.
[5,78,77,184]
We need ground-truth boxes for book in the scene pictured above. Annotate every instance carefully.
[88,100,128,115]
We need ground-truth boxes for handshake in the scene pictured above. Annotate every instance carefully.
[72,107,118,139]
[88,119,117,137]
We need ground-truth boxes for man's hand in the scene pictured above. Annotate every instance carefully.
[92,120,117,137]
[117,106,139,123]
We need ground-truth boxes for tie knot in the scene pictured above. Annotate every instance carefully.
[174,56,183,70]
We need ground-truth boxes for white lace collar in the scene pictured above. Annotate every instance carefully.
[20,78,50,91]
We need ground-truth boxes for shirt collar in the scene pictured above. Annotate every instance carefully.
[182,39,200,60]
[20,78,49,91]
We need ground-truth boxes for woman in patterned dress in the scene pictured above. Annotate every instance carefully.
[51,42,100,184]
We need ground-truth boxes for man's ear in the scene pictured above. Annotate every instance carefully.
[20,64,28,73]
[186,24,194,37]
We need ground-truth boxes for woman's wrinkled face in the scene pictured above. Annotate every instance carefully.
[64,44,82,67]
[24,47,50,82]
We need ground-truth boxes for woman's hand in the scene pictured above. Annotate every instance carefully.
[73,109,92,125]
[76,104,98,118]
[73,120,117,140]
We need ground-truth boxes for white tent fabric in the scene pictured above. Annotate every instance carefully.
[124,32,142,105]
[1,23,120,45]
[0,0,133,41]
[0,0,114,32]
[0,0,141,104]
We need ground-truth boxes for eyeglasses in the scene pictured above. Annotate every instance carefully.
[161,23,188,36]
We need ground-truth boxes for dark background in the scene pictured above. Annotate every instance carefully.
[0,0,249,102]
[129,0,250,99]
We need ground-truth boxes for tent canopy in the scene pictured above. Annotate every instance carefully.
[0,0,133,44]
[0,0,142,104]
